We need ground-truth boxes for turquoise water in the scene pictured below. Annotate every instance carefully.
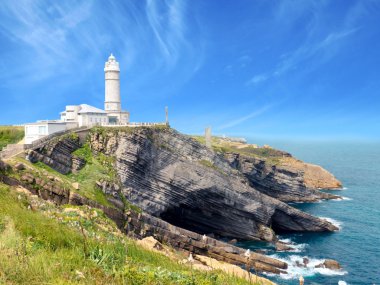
[240,140,380,285]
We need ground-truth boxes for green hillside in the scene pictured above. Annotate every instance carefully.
[0,126,24,150]
[0,181,259,285]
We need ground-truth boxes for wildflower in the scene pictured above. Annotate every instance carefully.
[244,249,250,258]
[75,270,85,280]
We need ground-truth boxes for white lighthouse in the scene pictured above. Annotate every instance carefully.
[104,53,129,124]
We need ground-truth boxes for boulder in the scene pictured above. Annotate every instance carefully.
[317,259,341,270]
[14,162,26,171]
[323,259,342,270]
[303,257,309,267]
[228,239,237,244]
[72,182,80,190]
[275,241,294,251]
[0,160,10,173]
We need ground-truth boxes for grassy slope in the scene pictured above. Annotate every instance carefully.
[0,182,259,285]
[9,143,115,208]
[0,126,24,150]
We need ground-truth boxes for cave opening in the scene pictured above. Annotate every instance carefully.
[270,209,299,233]
[159,204,219,237]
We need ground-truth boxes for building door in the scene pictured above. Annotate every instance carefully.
[108,117,117,124]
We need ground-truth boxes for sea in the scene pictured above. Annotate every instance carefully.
[239,139,380,285]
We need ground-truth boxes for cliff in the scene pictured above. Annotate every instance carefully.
[194,136,342,202]
[22,127,338,242]
[225,153,342,202]
[0,126,345,280]
[85,127,337,240]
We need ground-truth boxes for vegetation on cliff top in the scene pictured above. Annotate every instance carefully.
[191,135,288,165]
[0,182,261,285]
[0,126,24,150]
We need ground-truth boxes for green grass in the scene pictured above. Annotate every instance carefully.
[199,160,226,175]
[72,143,92,162]
[67,148,117,207]
[192,135,282,165]
[11,154,113,208]
[0,126,24,150]
[0,183,261,285]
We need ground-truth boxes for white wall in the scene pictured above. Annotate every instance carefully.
[25,123,67,144]
[78,113,107,127]
[61,105,80,122]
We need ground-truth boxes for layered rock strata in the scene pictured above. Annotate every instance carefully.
[26,134,85,174]
[88,127,337,241]
[21,127,339,243]
[225,153,342,202]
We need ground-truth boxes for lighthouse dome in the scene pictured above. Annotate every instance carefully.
[108,53,116,61]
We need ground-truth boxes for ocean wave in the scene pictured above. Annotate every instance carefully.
[266,254,348,280]
[320,217,342,230]
[332,196,352,201]
[278,238,292,243]
[278,238,308,253]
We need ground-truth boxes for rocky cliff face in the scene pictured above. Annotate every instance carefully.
[87,127,337,241]
[26,134,85,174]
[225,153,342,202]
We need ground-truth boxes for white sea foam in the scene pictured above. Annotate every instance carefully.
[332,196,352,201]
[320,217,342,230]
[341,196,352,201]
[277,238,308,253]
[266,254,348,280]
[278,238,291,243]
[338,281,348,285]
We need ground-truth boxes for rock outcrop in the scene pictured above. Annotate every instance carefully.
[3,126,347,277]
[225,153,342,202]
[23,127,339,242]
[316,259,341,270]
[87,127,338,241]
[26,134,85,174]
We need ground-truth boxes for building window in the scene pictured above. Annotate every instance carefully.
[38,126,46,135]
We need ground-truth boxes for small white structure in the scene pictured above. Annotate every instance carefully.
[24,120,77,144]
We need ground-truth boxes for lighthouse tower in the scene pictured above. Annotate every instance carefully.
[104,54,129,124]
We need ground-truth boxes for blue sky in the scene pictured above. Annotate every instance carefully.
[0,0,379,140]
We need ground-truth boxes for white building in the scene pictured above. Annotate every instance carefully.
[24,54,131,144]
[24,120,77,144]
[61,104,107,127]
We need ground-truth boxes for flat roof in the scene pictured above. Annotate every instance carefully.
[25,120,67,126]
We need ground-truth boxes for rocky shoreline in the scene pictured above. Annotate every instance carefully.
[0,126,344,280]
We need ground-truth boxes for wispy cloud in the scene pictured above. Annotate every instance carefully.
[0,0,204,97]
[246,74,268,86]
[217,105,272,130]
[245,27,358,87]
[0,0,96,83]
